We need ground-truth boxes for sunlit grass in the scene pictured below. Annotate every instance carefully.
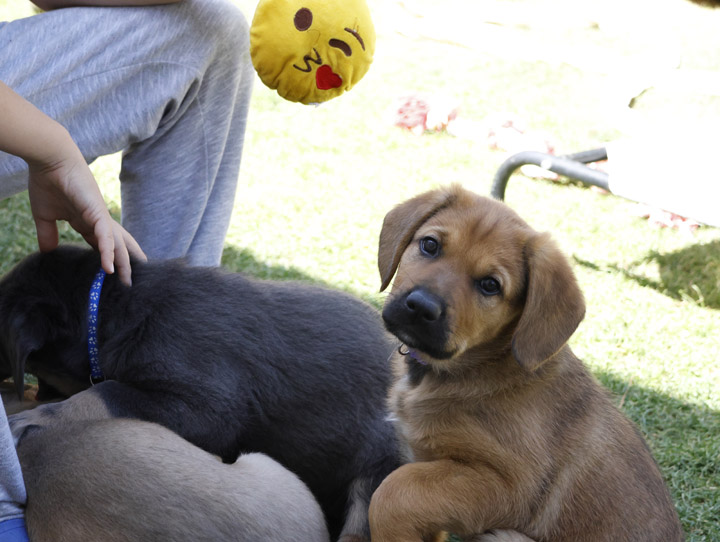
[1,0,719,539]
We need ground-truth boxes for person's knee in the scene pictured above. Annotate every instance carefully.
[183,0,250,63]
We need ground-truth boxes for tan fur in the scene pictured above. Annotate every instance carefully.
[2,383,329,542]
[369,185,684,542]
[471,531,536,542]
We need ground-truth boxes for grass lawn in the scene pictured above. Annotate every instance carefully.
[1,0,719,540]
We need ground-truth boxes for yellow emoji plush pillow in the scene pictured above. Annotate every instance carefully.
[249,0,376,105]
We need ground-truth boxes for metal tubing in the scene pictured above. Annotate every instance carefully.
[491,149,609,201]
[564,148,608,164]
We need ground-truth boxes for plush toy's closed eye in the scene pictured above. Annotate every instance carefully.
[249,0,376,105]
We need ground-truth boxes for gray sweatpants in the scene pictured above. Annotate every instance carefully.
[0,0,254,265]
[0,400,24,523]
[0,0,253,522]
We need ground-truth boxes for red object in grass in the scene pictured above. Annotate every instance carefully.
[394,94,458,135]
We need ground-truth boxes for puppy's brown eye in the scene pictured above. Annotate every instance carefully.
[419,237,440,257]
[294,8,313,31]
[476,277,501,296]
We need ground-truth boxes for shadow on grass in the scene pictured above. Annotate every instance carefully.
[641,240,720,309]
[220,244,384,309]
[0,193,88,276]
[221,244,322,283]
[596,370,717,541]
[574,239,720,310]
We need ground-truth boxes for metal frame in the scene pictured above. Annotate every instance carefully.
[491,147,609,201]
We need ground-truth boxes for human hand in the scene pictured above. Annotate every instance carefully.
[1,81,145,285]
[27,146,146,286]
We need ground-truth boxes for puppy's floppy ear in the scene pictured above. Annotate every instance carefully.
[511,233,585,370]
[378,186,458,291]
[1,302,60,400]
[5,312,51,400]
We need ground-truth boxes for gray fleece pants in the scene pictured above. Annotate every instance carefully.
[0,400,24,523]
[0,0,254,265]
[0,0,253,522]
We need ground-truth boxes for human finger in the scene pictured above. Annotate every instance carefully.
[34,218,60,253]
[111,224,133,286]
[121,226,147,263]
[92,212,117,278]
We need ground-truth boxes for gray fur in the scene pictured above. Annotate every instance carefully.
[0,247,401,540]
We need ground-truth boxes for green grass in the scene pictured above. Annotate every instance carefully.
[2,0,719,540]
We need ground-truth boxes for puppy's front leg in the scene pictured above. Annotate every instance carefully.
[369,459,519,542]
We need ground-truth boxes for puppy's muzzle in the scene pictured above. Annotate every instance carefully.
[404,289,443,322]
[382,288,452,359]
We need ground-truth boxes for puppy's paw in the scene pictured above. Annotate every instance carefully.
[470,530,536,542]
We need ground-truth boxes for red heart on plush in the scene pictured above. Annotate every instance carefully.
[316,65,342,90]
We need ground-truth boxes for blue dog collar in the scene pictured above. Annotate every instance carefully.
[87,268,106,384]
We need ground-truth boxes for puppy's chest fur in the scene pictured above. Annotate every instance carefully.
[388,355,515,462]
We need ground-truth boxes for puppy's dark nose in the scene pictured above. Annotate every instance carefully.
[405,289,443,322]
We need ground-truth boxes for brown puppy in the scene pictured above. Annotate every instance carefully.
[369,185,684,542]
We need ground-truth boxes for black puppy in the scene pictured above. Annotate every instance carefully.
[0,246,400,541]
